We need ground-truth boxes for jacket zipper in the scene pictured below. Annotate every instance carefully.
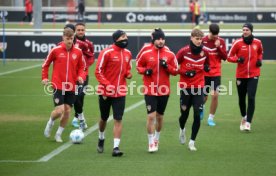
[116,50,123,96]
[248,45,251,78]
[66,51,70,90]
[157,50,160,95]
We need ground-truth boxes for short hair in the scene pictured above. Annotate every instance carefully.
[64,23,75,32]
[75,22,86,27]
[63,28,74,37]
[191,28,204,37]
[209,23,220,35]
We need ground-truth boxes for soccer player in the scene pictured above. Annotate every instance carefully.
[136,28,178,153]
[176,28,210,151]
[42,27,85,143]
[202,23,227,126]
[22,0,33,25]
[71,23,95,131]
[95,30,132,157]
[191,0,200,27]
[227,23,263,131]
[136,29,170,60]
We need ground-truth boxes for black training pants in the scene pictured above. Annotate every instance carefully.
[179,88,204,141]
[236,77,259,123]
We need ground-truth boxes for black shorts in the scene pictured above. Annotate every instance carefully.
[204,76,221,96]
[144,95,169,115]
[53,89,76,107]
[180,89,204,114]
[98,95,125,121]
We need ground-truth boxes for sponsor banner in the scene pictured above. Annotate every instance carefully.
[43,11,99,22]
[0,34,274,60]
[103,12,187,23]
[1,10,276,23]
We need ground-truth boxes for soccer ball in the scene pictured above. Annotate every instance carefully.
[69,129,84,144]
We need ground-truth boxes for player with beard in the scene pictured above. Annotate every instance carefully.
[227,23,263,132]
[68,23,95,131]
[136,28,178,153]
[176,28,210,151]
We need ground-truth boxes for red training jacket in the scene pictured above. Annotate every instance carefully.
[25,0,32,13]
[136,42,170,60]
[202,35,227,77]
[42,42,85,91]
[75,38,95,77]
[176,45,209,88]
[95,44,132,97]
[136,45,178,96]
[227,37,263,78]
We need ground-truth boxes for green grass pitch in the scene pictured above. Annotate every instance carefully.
[0,60,276,176]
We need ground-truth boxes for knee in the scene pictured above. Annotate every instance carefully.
[55,107,64,116]
[194,108,201,118]
[64,107,71,114]
[147,113,156,123]
[62,105,72,118]
[248,95,255,102]
[156,113,163,119]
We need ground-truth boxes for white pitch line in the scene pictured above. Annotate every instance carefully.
[0,64,41,76]
[0,160,38,163]
[37,99,145,162]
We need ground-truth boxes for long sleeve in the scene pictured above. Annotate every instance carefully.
[126,53,132,77]
[166,54,178,76]
[258,41,264,60]
[95,50,111,86]
[227,41,239,63]
[176,48,185,75]
[136,54,147,75]
[77,53,86,80]
[41,49,55,80]
[85,41,95,66]
[217,39,227,61]
[204,50,210,66]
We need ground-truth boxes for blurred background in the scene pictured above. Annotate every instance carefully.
[0,0,276,60]
[1,0,276,8]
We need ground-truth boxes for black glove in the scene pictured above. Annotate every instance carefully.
[145,69,153,76]
[160,59,168,68]
[76,83,84,95]
[204,64,210,72]
[185,70,196,78]
[237,57,245,64]
[256,59,262,67]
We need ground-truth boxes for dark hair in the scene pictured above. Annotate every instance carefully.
[75,22,86,27]
[64,23,75,32]
[209,23,220,35]
[151,28,165,43]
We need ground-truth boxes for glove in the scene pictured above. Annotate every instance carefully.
[204,64,210,72]
[145,69,153,76]
[256,59,262,67]
[160,59,168,68]
[77,84,84,95]
[237,57,245,64]
[185,70,196,78]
